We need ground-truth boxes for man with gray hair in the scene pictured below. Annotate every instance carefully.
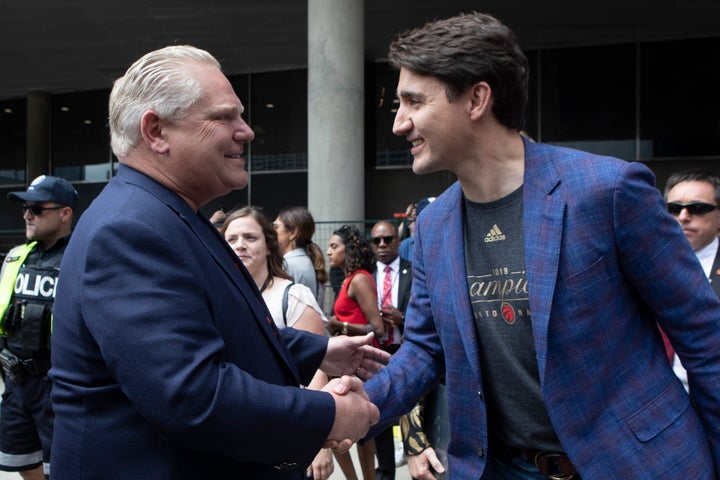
[50,45,388,479]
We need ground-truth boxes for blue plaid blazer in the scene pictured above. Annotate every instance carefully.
[366,139,720,479]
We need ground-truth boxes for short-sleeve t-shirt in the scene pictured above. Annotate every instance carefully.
[464,186,561,451]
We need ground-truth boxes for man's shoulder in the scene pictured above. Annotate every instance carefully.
[528,141,634,175]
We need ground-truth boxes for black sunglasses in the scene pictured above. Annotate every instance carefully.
[667,202,719,216]
[371,235,395,246]
[21,204,64,216]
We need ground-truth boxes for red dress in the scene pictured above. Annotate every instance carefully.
[334,269,379,346]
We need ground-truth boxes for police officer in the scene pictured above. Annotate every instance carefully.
[0,175,77,480]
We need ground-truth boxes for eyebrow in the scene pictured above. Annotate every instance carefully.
[397,90,424,100]
[209,104,244,117]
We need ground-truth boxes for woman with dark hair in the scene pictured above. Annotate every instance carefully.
[222,206,327,333]
[222,206,334,480]
[325,224,383,480]
[274,206,328,306]
[325,225,383,341]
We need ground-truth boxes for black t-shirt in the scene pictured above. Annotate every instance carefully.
[464,187,561,451]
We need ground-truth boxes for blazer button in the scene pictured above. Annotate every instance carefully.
[476,446,484,457]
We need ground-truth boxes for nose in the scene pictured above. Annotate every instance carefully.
[392,106,411,137]
[22,209,33,220]
[677,208,692,222]
[234,118,255,143]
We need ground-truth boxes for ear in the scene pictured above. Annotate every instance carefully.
[140,110,170,155]
[59,206,74,223]
[468,81,492,121]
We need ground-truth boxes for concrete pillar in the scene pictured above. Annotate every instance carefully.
[307,0,364,223]
[26,91,51,183]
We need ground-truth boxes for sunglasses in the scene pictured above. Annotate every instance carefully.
[667,202,719,216]
[371,235,395,246]
[21,204,64,216]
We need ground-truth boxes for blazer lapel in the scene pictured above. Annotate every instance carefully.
[441,185,484,384]
[398,259,412,312]
[184,210,302,382]
[522,139,565,382]
[119,166,301,382]
[710,247,720,298]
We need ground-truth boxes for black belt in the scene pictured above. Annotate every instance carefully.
[522,448,578,480]
[492,440,579,479]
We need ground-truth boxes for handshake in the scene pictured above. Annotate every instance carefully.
[319,333,391,452]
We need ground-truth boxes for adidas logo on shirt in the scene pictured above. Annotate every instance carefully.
[484,224,506,243]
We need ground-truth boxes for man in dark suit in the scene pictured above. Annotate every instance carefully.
[664,169,720,390]
[369,220,411,480]
[360,12,720,479]
[50,45,388,480]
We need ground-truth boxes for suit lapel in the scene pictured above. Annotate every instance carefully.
[398,259,412,312]
[522,139,565,382]
[119,167,301,382]
[182,209,301,382]
[441,185,484,383]
[710,246,720,298]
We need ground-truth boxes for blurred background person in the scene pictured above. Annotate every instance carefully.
[326,225,383,480]
[0,175,78,480]
[222,205,334,479]
[274,206,328,307]
[664,168,720,392]
[398,198,434,262]
[208,208,228,231]
[400,383,449,480]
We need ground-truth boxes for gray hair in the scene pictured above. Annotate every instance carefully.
[109,45,221,157]
[664,168,720,205]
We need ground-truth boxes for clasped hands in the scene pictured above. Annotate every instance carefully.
[320,332,390,453]
[381,304,403,329]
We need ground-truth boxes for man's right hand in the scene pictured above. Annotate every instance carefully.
[321,375,380,453]
[407,447,446,480]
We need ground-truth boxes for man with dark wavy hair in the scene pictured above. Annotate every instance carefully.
[360,12,720,480]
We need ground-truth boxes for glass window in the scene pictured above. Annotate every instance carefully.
[373,62,412,168]
[0,98,27,185]
[640,37,720,159]
[248,70,307,172]
[52,90,113,182]
[540,44,636,160]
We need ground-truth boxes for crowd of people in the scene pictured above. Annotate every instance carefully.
[0,9,720,480]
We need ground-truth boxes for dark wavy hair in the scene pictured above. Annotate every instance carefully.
[333,225,376,275]
[221,206,292,288]
[388,11,528,130]
[277,206,329,284]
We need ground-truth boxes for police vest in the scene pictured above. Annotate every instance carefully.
[0,242,36,325]
[0,243,57,357]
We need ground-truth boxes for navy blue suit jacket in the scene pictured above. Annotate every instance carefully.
[365,139,720,479]
[51,165,334,479]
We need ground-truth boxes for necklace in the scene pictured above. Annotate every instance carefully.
[259,274,272,293]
